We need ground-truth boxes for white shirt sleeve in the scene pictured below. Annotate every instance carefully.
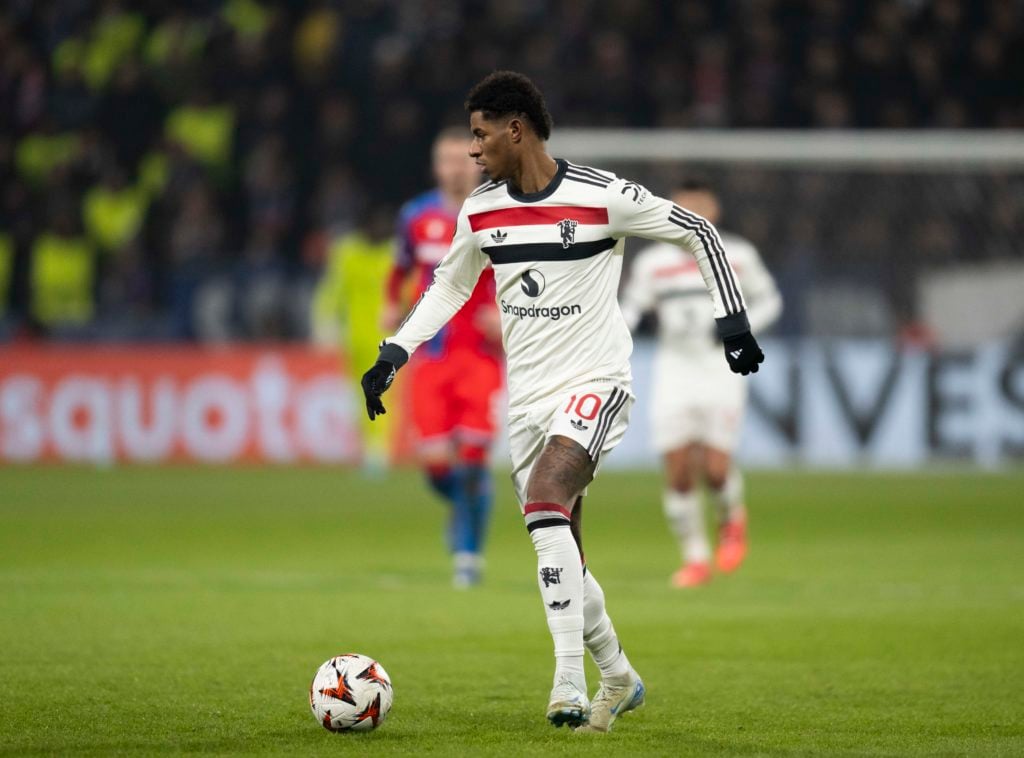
[385,208,488,357]
[607,178,750,336]
[619,247,658,332]
[729,236,783,335]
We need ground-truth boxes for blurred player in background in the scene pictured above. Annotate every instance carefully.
[312,207,396,469]
[362,72,765,732]
[383,127,504,588]
[621,178,782,588]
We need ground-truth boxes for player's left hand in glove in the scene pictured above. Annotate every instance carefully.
[723,331,764,375]
[360,343,409,420]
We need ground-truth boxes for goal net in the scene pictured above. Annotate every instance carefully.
[550,129,1024,345]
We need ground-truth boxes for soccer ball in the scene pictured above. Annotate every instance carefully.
[309,654,393,732]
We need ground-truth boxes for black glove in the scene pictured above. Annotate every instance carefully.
[723,330,764,375]
[361,343,410,420]
[360,360,396,420]
[360,343,409,420]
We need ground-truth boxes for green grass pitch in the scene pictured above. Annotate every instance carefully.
[1,466,1022,756]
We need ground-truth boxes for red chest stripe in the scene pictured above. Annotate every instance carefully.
[653,261,742,278]
[468,206,609,231]
[654,262,699,277]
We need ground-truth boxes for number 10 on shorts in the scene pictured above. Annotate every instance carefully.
[564,393,602,420]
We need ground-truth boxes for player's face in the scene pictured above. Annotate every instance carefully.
[672,190,721,224]
[433,137,478,199]
[468,111,514,181]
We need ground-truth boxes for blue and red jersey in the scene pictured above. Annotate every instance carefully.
[388,189,498,358]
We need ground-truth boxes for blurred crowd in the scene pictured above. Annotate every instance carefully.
[0,0,1021,341]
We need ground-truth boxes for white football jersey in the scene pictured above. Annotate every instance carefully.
[621,232,782,356]
[386,159,748,410]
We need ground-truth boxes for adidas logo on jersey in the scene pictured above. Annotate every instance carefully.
[490,229,508,244]
[547,599,571,611]
[730,349,743,359]
[570,418,589,431]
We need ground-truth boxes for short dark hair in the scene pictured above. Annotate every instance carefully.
[464,71,553,141]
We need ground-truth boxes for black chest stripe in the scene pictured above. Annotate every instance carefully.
[481,238,616,265]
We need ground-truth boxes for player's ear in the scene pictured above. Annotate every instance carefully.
[507,116,524,144]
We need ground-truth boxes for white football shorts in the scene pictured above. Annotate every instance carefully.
[650,347,747,454]
[508,381,634,508]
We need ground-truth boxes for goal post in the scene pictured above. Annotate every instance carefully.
[550,129,1024,170]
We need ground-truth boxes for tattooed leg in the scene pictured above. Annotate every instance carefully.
[526,435,596,510]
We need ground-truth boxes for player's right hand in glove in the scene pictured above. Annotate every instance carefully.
[360,343,409,420]
[360,361,395,420]
[723,330,764,375]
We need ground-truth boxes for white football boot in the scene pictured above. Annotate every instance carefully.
[546,676,590,728]
[576,669,645,733]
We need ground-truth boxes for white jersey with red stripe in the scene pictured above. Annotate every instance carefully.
[621,232,781,453]
[620,231,782,357]
[386,159,747,411]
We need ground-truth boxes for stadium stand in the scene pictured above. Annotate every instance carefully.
[0,0,1021,341]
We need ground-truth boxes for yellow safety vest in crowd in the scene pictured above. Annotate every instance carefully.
[82,10,145,89]
[15,132,81,185]
[30,233,96,326]
[222,0,271,40]
[83,184,148,251]
[146,17,208,67]
[165,104,235,170]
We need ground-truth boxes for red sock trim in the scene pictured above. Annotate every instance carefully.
[524,501,572,519]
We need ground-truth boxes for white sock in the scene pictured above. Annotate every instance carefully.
[453,551,480,571]
[664,489,711,564]
[583,569,631,680]
[531,524,585,690]
[711,467,745,525]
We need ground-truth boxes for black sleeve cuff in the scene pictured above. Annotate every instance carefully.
[715,311,751,340]
[378,342,410,369]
